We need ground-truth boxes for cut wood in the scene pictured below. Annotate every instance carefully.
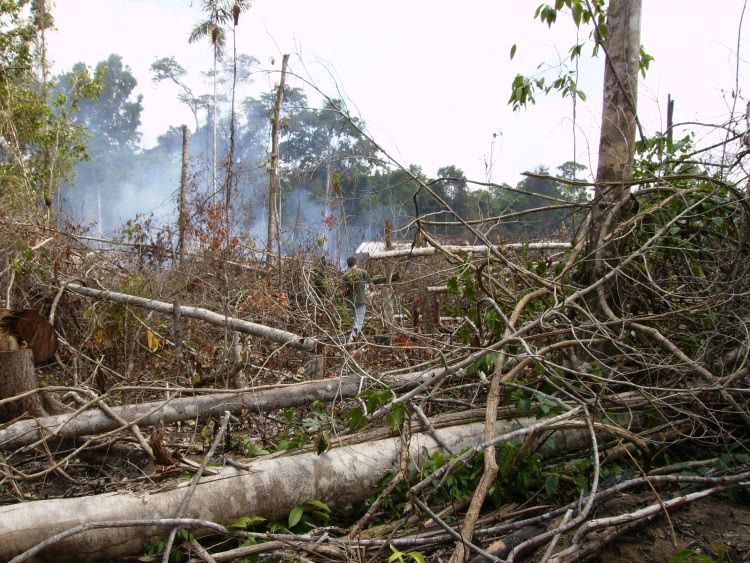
[65,283,316,351]
[0,418,591,562]
[0,376,363,450]
[0,350,47,421]
[366,242,571,260]
[0,335,551,449]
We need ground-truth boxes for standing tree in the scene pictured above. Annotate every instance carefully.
[189,0,234,205]
[267,54,289,265]
[150,56,202,134]
[584,0,642,283]
[452,3,643,560]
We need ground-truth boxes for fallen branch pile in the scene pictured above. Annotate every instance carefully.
[2,95,750,563]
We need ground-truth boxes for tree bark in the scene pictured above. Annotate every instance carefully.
[584,0,642,281]
[0,376,362,450]
[0,419,591,562]
[0,350,47,422]
[382,219,395,326]
[174,125,189,361]
[267,54,289,263]
[64,283,316,351]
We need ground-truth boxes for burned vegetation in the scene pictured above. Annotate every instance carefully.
[1,1,750,562]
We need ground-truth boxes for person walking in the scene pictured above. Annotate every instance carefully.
[343,256,371,343]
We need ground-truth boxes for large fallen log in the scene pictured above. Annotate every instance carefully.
[0,416,590,562]
[366,241,571,260]
[65,283,316,351]
[0,377,363,450]
[0,326,555,450]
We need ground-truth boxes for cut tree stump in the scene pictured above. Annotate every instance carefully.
[0,349,48,422]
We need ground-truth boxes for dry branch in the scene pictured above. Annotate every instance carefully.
[65,283,316,351]
[0,377,362,450]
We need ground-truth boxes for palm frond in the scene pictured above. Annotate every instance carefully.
[189,20,213,43]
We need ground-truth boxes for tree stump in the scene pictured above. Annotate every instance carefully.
[0,349,48,422]
[303,354,325,380]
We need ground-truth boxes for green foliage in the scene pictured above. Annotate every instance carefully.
[0,1,103,210]
[274,408,307,451]
[144,529,194,562]
[346,388,407,432]
[238,435,270,457]
[282,499,331,532]
[388,544,426,563]
[669,548,716,563]
[508,389,564,419]
[510,1,653,115]
[228,515,266,529]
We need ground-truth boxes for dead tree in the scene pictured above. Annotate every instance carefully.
[267,54,290,268]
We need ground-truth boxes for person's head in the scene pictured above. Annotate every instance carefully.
[347,256,358,269]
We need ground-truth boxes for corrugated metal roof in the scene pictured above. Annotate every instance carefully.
[355,241,412,255]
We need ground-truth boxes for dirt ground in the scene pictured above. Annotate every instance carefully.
[595,496,750,562]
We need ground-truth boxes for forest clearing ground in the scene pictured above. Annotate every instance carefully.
[597,496,750,562]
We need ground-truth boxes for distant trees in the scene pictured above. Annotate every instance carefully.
[58,54,143,234]
[53,48,589,247]
[0,0,99,214]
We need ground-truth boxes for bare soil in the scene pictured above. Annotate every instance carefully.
[596,496,750,562]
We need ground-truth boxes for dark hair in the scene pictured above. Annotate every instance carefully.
[347,256,358,268]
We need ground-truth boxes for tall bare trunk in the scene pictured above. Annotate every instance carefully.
[383,219,395,326]
[174,125,189,361]
[213,51,218,206]
[267,54,289,263]
[585,0,642,281]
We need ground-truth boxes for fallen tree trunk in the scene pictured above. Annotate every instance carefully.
[65,284,316,351]
[367,242,571,260]
[0,330,556,450]
[0,376,363,450]
[0,417,591,562]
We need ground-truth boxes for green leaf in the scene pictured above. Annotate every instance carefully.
[510,44,517,60]
[288,505,304,528]
[447,276,460,294]
[229,516,266,529]
[192,372,201,385]
[517,397,531,415]
[571,2,582,26]
[407,552,427,563]
[388,544,404,562]
[545,474,560,496]
[304,499,331,512]
[386,403,407,432]
[346,407,367,429]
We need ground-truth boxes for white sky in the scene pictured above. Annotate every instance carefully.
[47,1,750,184]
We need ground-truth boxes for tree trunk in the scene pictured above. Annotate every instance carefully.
[65,284,316,351]
[212,50,217,205]
[0,419,591,562]
[267,54,290,263]
[0,350,47,422]
[584,0,642,281]
[174,125,189,361]
[0,376,363,450]
[383,219,395,326]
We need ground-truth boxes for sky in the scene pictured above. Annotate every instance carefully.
[47,1,750,185]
